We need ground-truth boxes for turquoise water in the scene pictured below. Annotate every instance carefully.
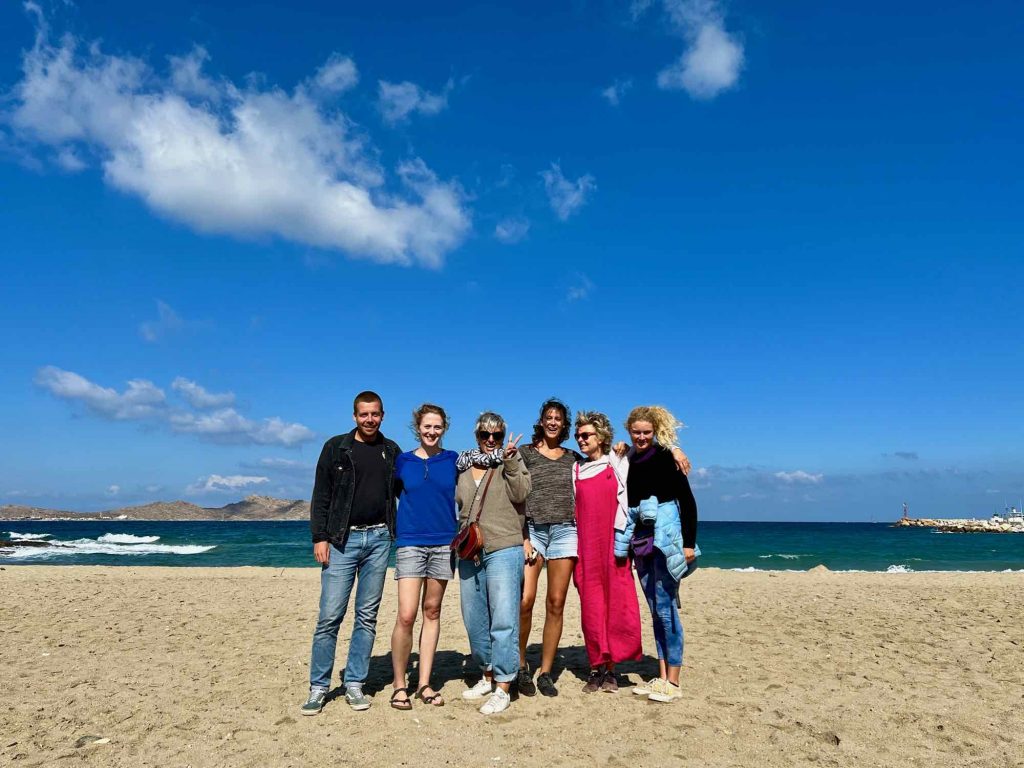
[3,520,1023,571]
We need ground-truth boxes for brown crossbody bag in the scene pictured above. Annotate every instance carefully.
[451,468,496,563]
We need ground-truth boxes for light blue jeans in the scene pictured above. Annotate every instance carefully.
[458,545,524,683]
[634,548,684,667]
[309,526,391,689]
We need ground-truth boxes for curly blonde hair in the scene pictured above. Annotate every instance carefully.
[574,410,613,454]
[625,405,683,449]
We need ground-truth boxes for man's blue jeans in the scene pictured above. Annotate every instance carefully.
[309,526,391,689]
[634,548,684,667]
[458,545,524,683]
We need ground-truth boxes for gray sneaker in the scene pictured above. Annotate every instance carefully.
[300,686,328,716]
[344,686,371,711]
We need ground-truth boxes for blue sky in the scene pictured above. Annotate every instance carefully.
[1,0,1022,520]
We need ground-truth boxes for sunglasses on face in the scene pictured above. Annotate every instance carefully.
[477,430,505,441]
[575,432,597,441]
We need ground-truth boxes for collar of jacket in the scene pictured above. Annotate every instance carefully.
[338,428,398,456]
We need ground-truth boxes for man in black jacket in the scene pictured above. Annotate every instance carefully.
[301,390,401,715]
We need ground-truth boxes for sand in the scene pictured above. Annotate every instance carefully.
[1,566,1022,768]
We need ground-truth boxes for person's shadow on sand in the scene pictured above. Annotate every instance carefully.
[518,643,662,690]
[329,645,661,700]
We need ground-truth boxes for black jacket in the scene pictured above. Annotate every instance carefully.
[309,429,402,544]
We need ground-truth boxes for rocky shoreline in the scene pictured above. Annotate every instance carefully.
[895,517,1024,533]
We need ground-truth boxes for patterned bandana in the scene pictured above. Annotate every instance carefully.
[456,448,505,472]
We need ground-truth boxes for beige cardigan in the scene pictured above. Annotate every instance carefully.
[455,454,531,554]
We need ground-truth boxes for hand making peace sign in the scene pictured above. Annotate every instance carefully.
[504,432,523,458]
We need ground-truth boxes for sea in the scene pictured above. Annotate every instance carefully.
[2,520,1023,571]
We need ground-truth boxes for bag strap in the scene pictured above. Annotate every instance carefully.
[470,467,498,524]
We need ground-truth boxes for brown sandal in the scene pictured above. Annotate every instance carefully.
[390,687,412,710]
[416,684,445,707]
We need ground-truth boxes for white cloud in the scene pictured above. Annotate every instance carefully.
[106,484,120,496]
[566,273,594,302]
[7,14,469,268]
[312,54,358,94]
[637,0,744,100]
[35,366,166,420]
[55,146,86,171]
[186,474,269,494]
[494,217,530,244]
[35,366,315,447]
[168,47,221,101]
[139,300,184,342]
[171,377,235,409]
[601,78,633,106]
[774,470,824,485]
[378,78,453,124]
[541,163,596,221]
[169,409,315,446]
[657,22,744,99]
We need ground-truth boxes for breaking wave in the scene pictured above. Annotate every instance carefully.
[97,533,161,544]
[0,535,214,560]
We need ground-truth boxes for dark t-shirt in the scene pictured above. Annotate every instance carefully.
[349,436,389,527]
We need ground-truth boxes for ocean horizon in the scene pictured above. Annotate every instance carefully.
[3,520,1022,572]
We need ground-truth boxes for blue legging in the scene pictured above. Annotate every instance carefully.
[634,549,683,666]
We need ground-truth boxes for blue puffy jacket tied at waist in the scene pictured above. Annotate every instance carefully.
[614,496,700,582]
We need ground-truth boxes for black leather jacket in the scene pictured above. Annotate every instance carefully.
[309,429,401,544]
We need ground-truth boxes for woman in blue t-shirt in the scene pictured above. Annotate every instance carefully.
[388,403,459,709]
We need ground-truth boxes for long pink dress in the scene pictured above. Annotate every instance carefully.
[573,462,642,667]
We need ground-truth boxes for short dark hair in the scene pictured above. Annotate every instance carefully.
[531,397,570,445]
[353,390,384,414]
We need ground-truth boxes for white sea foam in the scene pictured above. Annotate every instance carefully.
[6,532,52,540]
[885,564,912,573]
[0,536,214,560]
[97,533,161,544]
[758,553,803,559]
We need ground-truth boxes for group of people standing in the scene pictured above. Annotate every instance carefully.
[302,391,699,718]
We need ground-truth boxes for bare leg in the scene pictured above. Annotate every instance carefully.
[390,577,423,703]
[518,554,544,666]
[658,659,668,680]
[415,578,448,698]
[666,664,681,686]
[539,557,574,674]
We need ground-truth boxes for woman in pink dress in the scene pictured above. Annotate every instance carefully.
[571,410,642,693]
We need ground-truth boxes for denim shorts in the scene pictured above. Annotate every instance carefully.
[527,520,578,560]
[395,544,456,580]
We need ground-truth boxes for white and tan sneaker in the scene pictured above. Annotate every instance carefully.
[632,677,663,696]
[648,680,682,703]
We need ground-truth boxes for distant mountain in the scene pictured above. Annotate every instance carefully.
[0,495,309,521]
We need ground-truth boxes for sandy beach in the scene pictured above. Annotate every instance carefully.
[2,566,1021,768]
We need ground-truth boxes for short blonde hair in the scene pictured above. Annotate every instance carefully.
[574,410,613,454]
[625,405,683,448]
[474,411,506,435]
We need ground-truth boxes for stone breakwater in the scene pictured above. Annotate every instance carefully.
[896,517,1024,533]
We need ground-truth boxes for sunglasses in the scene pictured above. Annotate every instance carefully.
[477,430,505,441]
[575,432,597,441]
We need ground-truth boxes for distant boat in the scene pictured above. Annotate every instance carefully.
[991,506,1024,526]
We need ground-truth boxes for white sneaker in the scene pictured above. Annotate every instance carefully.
[648,680,682,703]
[632,677,663,696]
[479,688,510,715]
[462,677,494,700]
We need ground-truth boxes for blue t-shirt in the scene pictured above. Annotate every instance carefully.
[394,449,459,547]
